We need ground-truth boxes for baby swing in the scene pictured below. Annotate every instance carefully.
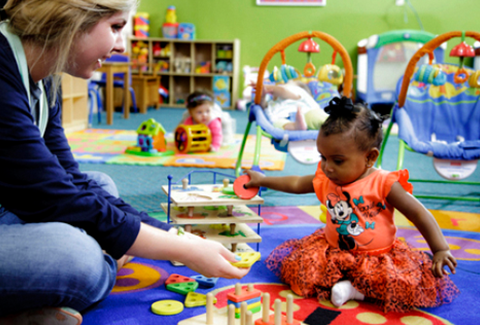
[234,31,353,176]
[377,31,480,202]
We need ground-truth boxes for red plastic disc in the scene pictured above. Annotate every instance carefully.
[233,175,259,200]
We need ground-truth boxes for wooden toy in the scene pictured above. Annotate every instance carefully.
[233,175,259,200]
[166,281,199,295]
[231,252,261,268]
[151,299,183,316]
[190,275,219,288]
[175,124,212,154]
[185,292,217,308]
[162,171,264,253]
[165,274,197,285]
[227,284,262,318]
[178,289,305,325]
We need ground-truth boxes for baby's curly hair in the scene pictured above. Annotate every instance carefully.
[320,97,386,152]
[186,90,214,110]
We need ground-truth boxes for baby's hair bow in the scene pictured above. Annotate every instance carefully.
[324,96,358,115]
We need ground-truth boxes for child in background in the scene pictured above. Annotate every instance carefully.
[244,96,459,312]
[256,79,329,131]
[183,90,222,151]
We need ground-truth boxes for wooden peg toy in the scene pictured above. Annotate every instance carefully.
[234,175,259,200]
[182,178,189,189]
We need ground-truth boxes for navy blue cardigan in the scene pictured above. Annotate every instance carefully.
[0,33,170,259]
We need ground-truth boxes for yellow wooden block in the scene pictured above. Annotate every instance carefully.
[185,292,217,308]
[231,252,261,268]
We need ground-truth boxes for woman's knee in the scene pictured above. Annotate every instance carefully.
[0,223,117,312]
[46,223,117,300]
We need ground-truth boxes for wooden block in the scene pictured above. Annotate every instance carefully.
[231,252,261,268]
[165,273,196,285]
[227,286,261,303]
[162,184,264,207]
[185,292,217,308]
[227,296,261,308]
[161,203,263,225]
[166,281,199,295]
[190,275,219,288]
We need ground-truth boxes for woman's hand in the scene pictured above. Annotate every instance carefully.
[178,237,250,279]
[431,250,457,278]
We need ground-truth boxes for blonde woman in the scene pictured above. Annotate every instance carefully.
[0,1,249,323]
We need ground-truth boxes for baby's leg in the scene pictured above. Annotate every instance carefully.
[330,280,364,307]
[294,107,307,131]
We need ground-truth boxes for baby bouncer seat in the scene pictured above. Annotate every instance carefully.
[235,31,354,176]
[377,31,480,202]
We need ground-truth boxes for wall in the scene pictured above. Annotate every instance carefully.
[137,0,479,94]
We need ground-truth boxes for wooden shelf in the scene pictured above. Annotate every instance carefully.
[61,74,88,134]
[128,37,240,110]
[162,182,263,252]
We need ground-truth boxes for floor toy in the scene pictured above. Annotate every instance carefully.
[233,175,259,200]
[185,292,217,308]
[190,275,219,288]
[178,289,304,325]
[175,124,212,154]
[151,299,184,316]
[231,252,261,268]
[162,171,264,253]
[125,118,175,157]
[165,273,197,285]
[255,294,301,325]
[227,283,262,318]
[166,281,199,295]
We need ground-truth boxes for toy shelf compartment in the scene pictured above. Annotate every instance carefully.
[61,74,88,134]
[128,37,240,110]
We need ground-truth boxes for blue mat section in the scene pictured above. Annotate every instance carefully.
[81,224,480,325]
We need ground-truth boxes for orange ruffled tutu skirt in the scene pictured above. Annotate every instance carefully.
[265,228,459,313]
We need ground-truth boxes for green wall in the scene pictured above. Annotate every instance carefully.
[137,0,479,93]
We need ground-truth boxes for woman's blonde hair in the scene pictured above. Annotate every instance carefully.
[3,0,137,103]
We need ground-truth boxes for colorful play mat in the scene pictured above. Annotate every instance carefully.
[81,205,480,325]
[67,129,286,170]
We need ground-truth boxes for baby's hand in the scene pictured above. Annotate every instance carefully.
[243,169,265,188]
[431,250,457,278]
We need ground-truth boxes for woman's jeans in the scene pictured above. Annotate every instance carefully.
[0,172,120,316]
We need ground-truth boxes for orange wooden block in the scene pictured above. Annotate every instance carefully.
[227,286,262,303]
[254,314,301,325]
[165,274,196,285]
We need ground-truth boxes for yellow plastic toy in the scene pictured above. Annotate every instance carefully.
[317,64,343,85]
[319,204,327,223]
[174,124,212,154]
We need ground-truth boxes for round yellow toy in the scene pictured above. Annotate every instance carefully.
[151,300,183,316]
[317,64,343,85]
[174,124,212,154]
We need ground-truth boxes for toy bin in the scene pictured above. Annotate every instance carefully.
[162,22,179,39]
[178,23,195,40]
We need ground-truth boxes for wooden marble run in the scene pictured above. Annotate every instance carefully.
[178,283,304,325]
[162,170,264,252]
